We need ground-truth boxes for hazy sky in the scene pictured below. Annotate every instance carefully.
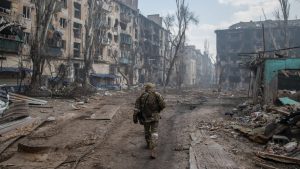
[139,0,300,59]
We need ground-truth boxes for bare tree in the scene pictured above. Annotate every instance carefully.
[274,0,290,55]
[82,0,112,88]
[30,0,62,90]
[162,14,175,86]
[111,50,129,87]
[164,0,198,87]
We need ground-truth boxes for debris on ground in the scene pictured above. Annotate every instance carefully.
[224,92,300,167]
[9,93,48,105]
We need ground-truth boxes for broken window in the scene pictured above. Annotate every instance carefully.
[108,49,112,57]
[108,33,112,41]
[61,0,67,8]
[73,63,80,79]
[23,32,30,44]
[73,42,81,58]
[23,6,31,19]
[108,17,111,27]
[60,18,67,28]
[62,40,66,50]
[114,19,119,28]
[0,0,11,13]
[120,22,127,31]
[135,29,138,39]
[74,2,81,19]
[114,35,119,43]
[73,22,81,38]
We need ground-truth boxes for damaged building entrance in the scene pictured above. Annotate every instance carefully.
[263,58,300,104]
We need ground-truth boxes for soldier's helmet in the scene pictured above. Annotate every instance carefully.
[144,83,155,91]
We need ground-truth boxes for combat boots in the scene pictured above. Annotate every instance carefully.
[151,147,157,159]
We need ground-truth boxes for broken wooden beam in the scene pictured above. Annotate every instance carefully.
[256,151,300,165]
[8,93,47,105]
[270,107,291,116]
[254,161,280,169]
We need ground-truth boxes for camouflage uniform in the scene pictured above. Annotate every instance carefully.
[134,84,165,157]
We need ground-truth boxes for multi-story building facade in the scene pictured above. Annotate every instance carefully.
[0,0,34,89]
[138,14,168,84]
[215,20,300,90]
[0,0,170,90]
[176,45,214,87]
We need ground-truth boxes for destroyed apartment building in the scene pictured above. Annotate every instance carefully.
[0,0,171,90]
[215,19,300,91]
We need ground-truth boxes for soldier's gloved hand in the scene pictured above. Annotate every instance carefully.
[133,114,138,124]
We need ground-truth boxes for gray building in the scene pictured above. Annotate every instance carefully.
[215,19,300,90]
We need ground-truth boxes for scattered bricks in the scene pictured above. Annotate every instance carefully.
[272,135,290,145]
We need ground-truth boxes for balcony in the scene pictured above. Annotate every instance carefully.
[120,13,131,23]
[0,38,22,53]
[101,37,111,46]
[0,7,26,28]
[120,33,132,45]
[44,47,63,57]
[119,57,131,65]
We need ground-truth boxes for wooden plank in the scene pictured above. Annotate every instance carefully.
[86,105,120,120]
[256,151,300,165]
[9,93,47,105]
[270,107,291,116]
[190,130,239,169]
[254,161,280,169]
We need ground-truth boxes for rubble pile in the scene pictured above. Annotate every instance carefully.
[227,96,300,166]
[51,83,96,98]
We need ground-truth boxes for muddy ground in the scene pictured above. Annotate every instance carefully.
[0,89,296,169]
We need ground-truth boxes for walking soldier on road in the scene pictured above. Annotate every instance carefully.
[133,83,166,159]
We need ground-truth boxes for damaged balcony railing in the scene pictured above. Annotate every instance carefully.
[120,13,131,23]
[0,38,22,53]
[0,7,26,28]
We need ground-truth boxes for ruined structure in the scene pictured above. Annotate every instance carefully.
[138,14,168,84]
[177,45,214,87]
[215,20,300,90]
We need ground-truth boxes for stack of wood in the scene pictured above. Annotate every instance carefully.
[8,93,47,105]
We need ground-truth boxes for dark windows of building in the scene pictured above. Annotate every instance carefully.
[120,22,127,31]
[108,17,111,27]
[114,19,119,28]
[108,49,112,57]
[135,29,138,39]
[110,65,117,74]
[73,63,80,80]
[73,22,81,38]
[73,42,81,58]
[0,0,11,13]
[108,33,112,41]
[74,2,81,19]
[23,32,30,44]
[60,18,67,28]
[61,0,67,8]
[230,32,240,39]
[100,47,104,59]
[62,40,66,50]
[23,6,31,19]
[114,35,119,43]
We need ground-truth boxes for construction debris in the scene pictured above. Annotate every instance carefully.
[256,151,300,165]
[9,93,48,105]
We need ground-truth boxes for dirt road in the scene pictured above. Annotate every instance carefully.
[75,91,254,169]
[0,90,263,169]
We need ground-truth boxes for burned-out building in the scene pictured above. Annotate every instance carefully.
[0,0,33,91]
[215,19,300,90]
[138,14,168,84]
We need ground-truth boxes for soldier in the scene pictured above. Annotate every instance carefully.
[133,83,166,159]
